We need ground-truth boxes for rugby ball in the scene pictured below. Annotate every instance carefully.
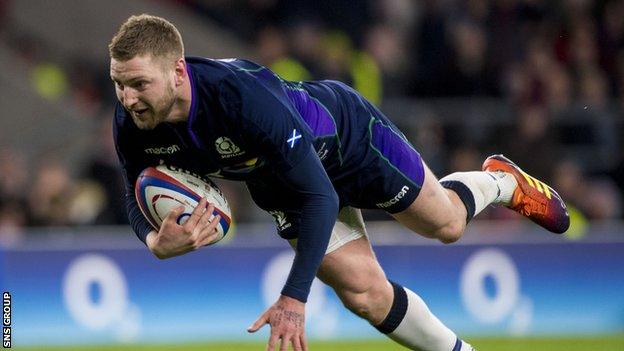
[135,165,232,243]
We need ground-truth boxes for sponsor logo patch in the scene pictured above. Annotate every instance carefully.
[269,210,292,231]
[144,144,180,155]
[215,136,245,158]
[376,185,410,208]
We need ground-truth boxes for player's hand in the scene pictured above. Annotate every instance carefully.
[146,197,221,259]
[247,295,307,351]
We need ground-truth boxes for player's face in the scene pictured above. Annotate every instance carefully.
[110,54,177,130]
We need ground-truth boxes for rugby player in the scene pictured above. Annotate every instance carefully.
[109,14,569,351]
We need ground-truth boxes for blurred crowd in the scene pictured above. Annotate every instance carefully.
[1,0,623,241]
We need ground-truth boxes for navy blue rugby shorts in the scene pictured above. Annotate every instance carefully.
[328,81,426,215]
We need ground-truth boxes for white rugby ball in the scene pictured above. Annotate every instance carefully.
[135,165,232,242]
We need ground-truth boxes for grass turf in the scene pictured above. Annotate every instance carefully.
[12,336,624,351]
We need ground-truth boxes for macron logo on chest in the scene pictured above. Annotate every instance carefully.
[144,144,180,155]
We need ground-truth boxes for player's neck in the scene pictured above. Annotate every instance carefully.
[166,70,192,124]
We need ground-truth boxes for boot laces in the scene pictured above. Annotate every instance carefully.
[514,193,547,216]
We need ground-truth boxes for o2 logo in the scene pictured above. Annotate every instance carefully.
[460,248,533,335]
[62,254,140,341]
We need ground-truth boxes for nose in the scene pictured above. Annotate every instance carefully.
[122,88,139,108]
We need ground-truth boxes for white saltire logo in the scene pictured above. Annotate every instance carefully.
[287,129,302,148]
[215,136,245,158]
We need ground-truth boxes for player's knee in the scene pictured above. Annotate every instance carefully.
[341,293,366,318]
[341,290,377,321]
[435,218,465,244]
[339,284,390,324]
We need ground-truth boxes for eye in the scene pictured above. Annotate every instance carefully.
[134,81,148,90]
[114,81,124,90]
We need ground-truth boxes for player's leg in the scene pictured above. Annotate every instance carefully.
[353,88,568,239]
[392,155,570,241]
[317,239,473,351]
[391,161,517,243]
[309,207,473,351]
[355,100,517,243]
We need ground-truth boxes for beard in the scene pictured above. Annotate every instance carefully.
[132,84,176,130]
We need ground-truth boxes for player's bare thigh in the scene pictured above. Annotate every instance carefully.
[391,162,467,243]
[315,236,393,324]
[283,222,391,323]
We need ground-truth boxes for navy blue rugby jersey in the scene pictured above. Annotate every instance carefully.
[114,57,424,302]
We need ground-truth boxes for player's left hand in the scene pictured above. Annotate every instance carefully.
[247,294,307,351]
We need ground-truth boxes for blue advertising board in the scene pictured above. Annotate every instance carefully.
[2,229,623,346]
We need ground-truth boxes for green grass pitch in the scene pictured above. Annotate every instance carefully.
[13,335,624,351]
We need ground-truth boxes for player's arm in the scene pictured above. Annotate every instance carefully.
[218,71,339,302]
[112,106,157,245]
[114,107,221,257]
[117,156,222,258]
[217,69,337,350]
[120,170,154,244]
[248,146,337,351]
[274,146,339,301]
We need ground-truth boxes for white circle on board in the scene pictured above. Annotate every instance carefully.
[460,248,520,323]
[62,254,128,330]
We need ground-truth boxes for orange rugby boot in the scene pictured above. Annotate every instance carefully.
[482,154,570,234]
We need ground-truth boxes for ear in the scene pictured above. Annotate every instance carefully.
[173,57,186,86]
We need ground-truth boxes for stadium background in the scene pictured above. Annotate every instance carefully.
[0,0,623,350]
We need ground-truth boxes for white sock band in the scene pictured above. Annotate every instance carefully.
[376,282,475,350]
[376,283,455,350]
[440,171,517,218]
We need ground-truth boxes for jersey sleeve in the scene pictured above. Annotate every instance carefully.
[276,146,339,302]
[113,105,154,244]
[217,70,339,302]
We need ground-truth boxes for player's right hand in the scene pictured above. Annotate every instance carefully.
[146,197,221,259]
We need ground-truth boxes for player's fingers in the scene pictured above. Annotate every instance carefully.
[292,334,303,351]
[203,212,220,235]
[193,203,215,235]
[202,203,216,224]
[163,205,185,226]
[279,335,290,351]
[185,197,207,228]
[300,334,308,351]
[197,215,221,246]
[247,313,268,333]
[166,205,185,218]
[267,333,279,351]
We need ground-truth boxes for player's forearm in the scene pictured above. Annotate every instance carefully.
[278,149,339,302]
[282,191,338,302]
[125,191,155,244]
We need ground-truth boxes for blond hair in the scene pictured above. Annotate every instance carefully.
[109,14,184,62]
